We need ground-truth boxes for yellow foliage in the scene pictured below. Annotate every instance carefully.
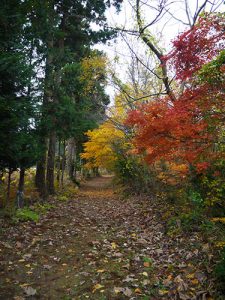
[211,217,225,224]
[80,55,107,95]
[156,162,188,186]
[215,241,225,248]
[81,121,125,170]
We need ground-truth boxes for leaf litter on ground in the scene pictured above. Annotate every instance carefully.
[0,176,221,299]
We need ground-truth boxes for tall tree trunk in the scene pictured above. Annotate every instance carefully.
[46,9,66,194]
[61,140,66,187]
[56,138,61,183]
[35,1,55,198]
[7,169,12,202]
[35,138,48,199]
[46,131,56,195]
[16,167,25,208]
[66,137,76,180]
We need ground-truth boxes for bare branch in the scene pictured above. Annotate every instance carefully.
[136,0,176,101]
[184,0,192,27]
[192,0,208,26]
[164,8,190,26]
[120,33,163,80]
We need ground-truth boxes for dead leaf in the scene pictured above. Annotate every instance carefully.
[23,286,37,296]
[135,288,142,294]
[143,279,150,286]
[25,264,31,268]
[191,278,199,285]
[20,283,30,287]
[111,242,117,249]
[186,273,195,279]
[174,275,188,292]
[92,283,104,293]
[159,289,168,296]
[43,265,52,270]
[123,287,132,297]
[114,287,123,294]
[143,261,150,267]
[1,242,12,249]
[16,242,23,249]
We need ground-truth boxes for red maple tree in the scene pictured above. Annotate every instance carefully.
[126,13,225,169]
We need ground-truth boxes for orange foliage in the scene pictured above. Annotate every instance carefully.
[126,14,225,171]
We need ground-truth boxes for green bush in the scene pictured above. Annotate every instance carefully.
[188,189,204,206]
[16,208,39,222]
[114,152,157,194]
[167,210,215,234]
[33,203,54,214]
[215,246,225,292]
[58,195,69,201]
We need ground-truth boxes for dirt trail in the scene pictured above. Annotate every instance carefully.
[0,177,215,299]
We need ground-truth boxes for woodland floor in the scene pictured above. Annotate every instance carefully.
[0,176,222,300]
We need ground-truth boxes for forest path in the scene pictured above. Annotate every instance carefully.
[0,176,212,299]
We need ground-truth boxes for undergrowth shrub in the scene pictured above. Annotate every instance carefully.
[214,246,225,293]
[58,195,69,201]
[16,207,39,222]
[166,210,215,236]
[57,185,78,200]
[33,203,55,214]
[114,153,157,194]
[190,160,225,212]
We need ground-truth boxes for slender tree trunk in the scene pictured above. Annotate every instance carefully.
[56,138,61,183]
[35,138,48,199]
[61,140,66,187]
[66,137,76,180]
[35,0,55,199]
[7,169,12,202]
[73,155,77,181]
[93,167,100,177]
[0,171,4,184]
[16,167,25,208]
[46,131,56,195]
[46,9,66,193]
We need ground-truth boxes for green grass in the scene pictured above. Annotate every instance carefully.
[16,207,39,222]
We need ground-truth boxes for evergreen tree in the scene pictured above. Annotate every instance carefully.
[0,0,40,203]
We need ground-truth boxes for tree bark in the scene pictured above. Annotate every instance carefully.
[66,137,76,180]
[136,0,176,101]
[7,169,12,202]
[35,138,48,199]
[46,8,66,194]
[35,3,55,199]
[56,139,61,183]
[46,131,56,195]
[61,140,66,187]
[16,167,25,208]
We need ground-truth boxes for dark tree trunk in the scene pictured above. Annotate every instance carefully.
[93,167,100,177]
[7,169,12,202]
[0,171,4,184]
[46,131,56,195]
[66,138,75,180]
[16,167,25,208]
[61,140,66,187]
[56,139,61,183]
[35,139,48,199]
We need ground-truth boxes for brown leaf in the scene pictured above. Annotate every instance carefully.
[23,286,37,296]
